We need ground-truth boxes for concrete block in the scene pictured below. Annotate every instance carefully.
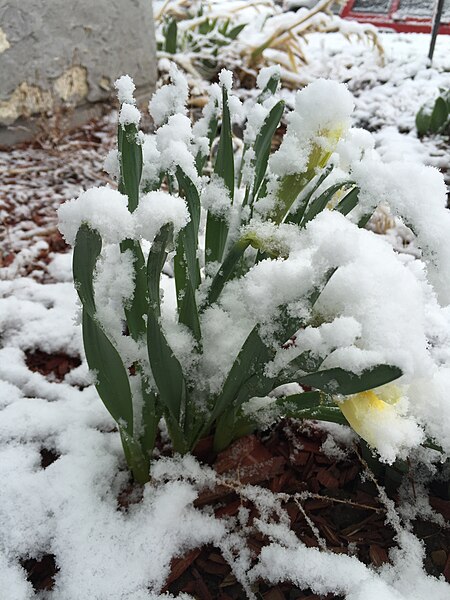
[0,0,157,145]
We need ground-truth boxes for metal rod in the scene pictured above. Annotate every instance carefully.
[428,0,445,61]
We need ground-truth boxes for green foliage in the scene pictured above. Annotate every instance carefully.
[71,75,402,481]
[296,365,403,396]
[159,11,247,77]
[164,18,178,54]
[205,85,234,265]
[416,88,450,137]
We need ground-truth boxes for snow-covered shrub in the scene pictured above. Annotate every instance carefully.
[59,66,450,482]
[154,0,383,87]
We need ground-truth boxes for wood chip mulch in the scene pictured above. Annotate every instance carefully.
[162,423,449,599]
[25,349,81,381]
[19,401,449,598]
[6,107,450,600]
[0,113,116,279]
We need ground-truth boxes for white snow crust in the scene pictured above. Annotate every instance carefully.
[114,74,136,105]
[119,103,142,127]
[57,186,134,245]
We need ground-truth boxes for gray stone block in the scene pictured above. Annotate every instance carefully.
[0,0,157,144]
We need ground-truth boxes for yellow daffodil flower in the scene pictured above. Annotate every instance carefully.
[271,126,347,223]
[307,126,345,173]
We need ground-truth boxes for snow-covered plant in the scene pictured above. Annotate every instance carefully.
[154,0,382,87]
[59,67,450,483]
[416,87,450,137]
[160,3,246,80]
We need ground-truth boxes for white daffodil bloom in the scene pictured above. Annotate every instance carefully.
[339,386,424,463]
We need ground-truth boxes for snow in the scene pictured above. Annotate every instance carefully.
[58,187,189,251]
[0,278,81,358]
[338,388,424,464]
[198,304,253,394]
[149,63,189,127]
[298,211,432,376]
[251,526,450,600]
[134,191,190,241]
[270,79,354,177]
[92,246,140,368]
[409,369,450,455]
[243,103,270,145]
[141,134,161,191]
[218,68,233,92]
[257,65,281,91]
[103,148,120,180]
[242,221,300,257]
[267,316,362,378]
[0,272,448,598]
[320,434,349,461]
[228,92,244,122]
[155,113,199,183]
[192,82,222,138]
[157,114,193,150]
[58,186,134,245]
[352,159,450,304]
[200,175,232,219]
[335,128,375,171]
[0,283,223,598]
[291,78,354,139]
[118,102,141,127]
[197,198,450,463]
[0,437,225,599]
[114,74,136,105]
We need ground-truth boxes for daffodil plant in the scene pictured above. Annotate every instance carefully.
[60,67,439,483]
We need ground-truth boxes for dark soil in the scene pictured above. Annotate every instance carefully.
[40,447,60,469]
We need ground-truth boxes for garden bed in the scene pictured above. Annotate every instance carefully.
[1,29,450,600]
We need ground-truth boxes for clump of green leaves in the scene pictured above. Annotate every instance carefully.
[67,71,402,483]
[160,4,246,79]
[416,88,450,137]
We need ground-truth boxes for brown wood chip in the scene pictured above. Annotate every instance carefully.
[163,548,202,589]
[444,554,450,582]
[369,544,389,567]
[214,435,273,474]
[317,467,340,490]
[429,497,450,521]
[263,587,286,600]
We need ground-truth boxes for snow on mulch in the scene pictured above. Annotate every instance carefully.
[0,115,116,280]
[1,31,449,599]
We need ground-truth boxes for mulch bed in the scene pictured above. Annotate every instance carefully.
[162,424,450,599]
[5,102,450,600]
[20,418,450,597]
[0,113,116,278]
[20,554,59,593]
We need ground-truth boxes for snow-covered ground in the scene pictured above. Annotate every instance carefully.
[1,29,449,600]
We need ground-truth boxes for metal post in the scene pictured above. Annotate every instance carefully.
[428,0,445,61]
